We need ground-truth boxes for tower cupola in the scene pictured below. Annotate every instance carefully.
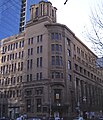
[30,1,57,23]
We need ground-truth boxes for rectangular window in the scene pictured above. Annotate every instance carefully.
[36,98,42,112]
[37,47,39,53]
[31,48,33,55]
[30,59,33,69]
[37,58,39,67]
[28,38,30,45]
[56,56,59,65]
[28,49,30,56]
[68,74,72,81]
[37,36,39,42]
[22,40,24,47]
[60,56,63,66]
[51,33,55,40]
[40,46,42,53]
[16,42,18,49]
[40,72,42,80]
[30,74,32,81]
[52,56,55,65]
[37,73,39,80]
[68,49,71,56]
[27,60,29,69]
[27,75,29,82]
[36,7,39,17]
[40,35,42,42]
[26,99,31,112]
[56,44,59,51]
[31,37,33,44]
[68,60,71,69]
[51,44,55,51]
[22,51,24,58]
[40,57,42,67]
[21,62,23,71]
[55,33,59,40]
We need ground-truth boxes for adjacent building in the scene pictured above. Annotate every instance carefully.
[0,1,103,119]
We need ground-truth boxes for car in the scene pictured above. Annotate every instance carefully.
[99,116,103,120]
[73,116,84,120]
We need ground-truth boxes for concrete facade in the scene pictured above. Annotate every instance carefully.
[0,1,103,119]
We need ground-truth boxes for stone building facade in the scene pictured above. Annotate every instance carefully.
[0,1,103,119]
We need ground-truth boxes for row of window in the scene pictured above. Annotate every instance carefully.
[0,76,22,86]
[26,72,43,82]
[51,56,63,66]
[2,40,24,53]
[51,33,62,40]
[74,45,95,64]
[51,71,63,79]
[1,62,23,74]
[74,64,103,84]
[28,35,43,45]
[0,89,21,98]
[51,44,62,52]
[74,55,102,76]
[26,88,43,96]
[1,51,24,63]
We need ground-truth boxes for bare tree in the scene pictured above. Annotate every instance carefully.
[86,1,103,57]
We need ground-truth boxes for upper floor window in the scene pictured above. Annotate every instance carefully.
[66,38,70,46]
[36,7,39,17]
[51,33,61,40]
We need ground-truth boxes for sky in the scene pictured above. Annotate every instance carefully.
[0,0,102,55]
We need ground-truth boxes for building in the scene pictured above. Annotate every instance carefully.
[0,1,103,119]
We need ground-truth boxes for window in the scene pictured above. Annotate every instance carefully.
[27,60,29,69]
[40,57,42,67]
[56,44,59,51]
[21,62,23,71]
[55,33,59,39]
[28,49,30,56]
[68,49,71,56]
[40,46,42,53]
[26,99,31,112]
[36,7,38,17]
[51,44,55,51]
[67,38,70,46]
[56,56,59,65]
[30,59,33,69]
[31,48,33,55]
[30,74,32,81]
[40,35,42,42]
[37,58,39,67]
[68,74,72,81]
[52,56,55,65]
[28,38,30,45]
[40,72,42,80]
[37,47,39,53]
[27,75,29,82]
[16,42,18,49]
[37,73,39,80]
[68,60,71,69]
[51,33,55,40]
[36,98,42,112]
[31,37,33,44]
[37,36,39,42]
[55,72,60,78]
